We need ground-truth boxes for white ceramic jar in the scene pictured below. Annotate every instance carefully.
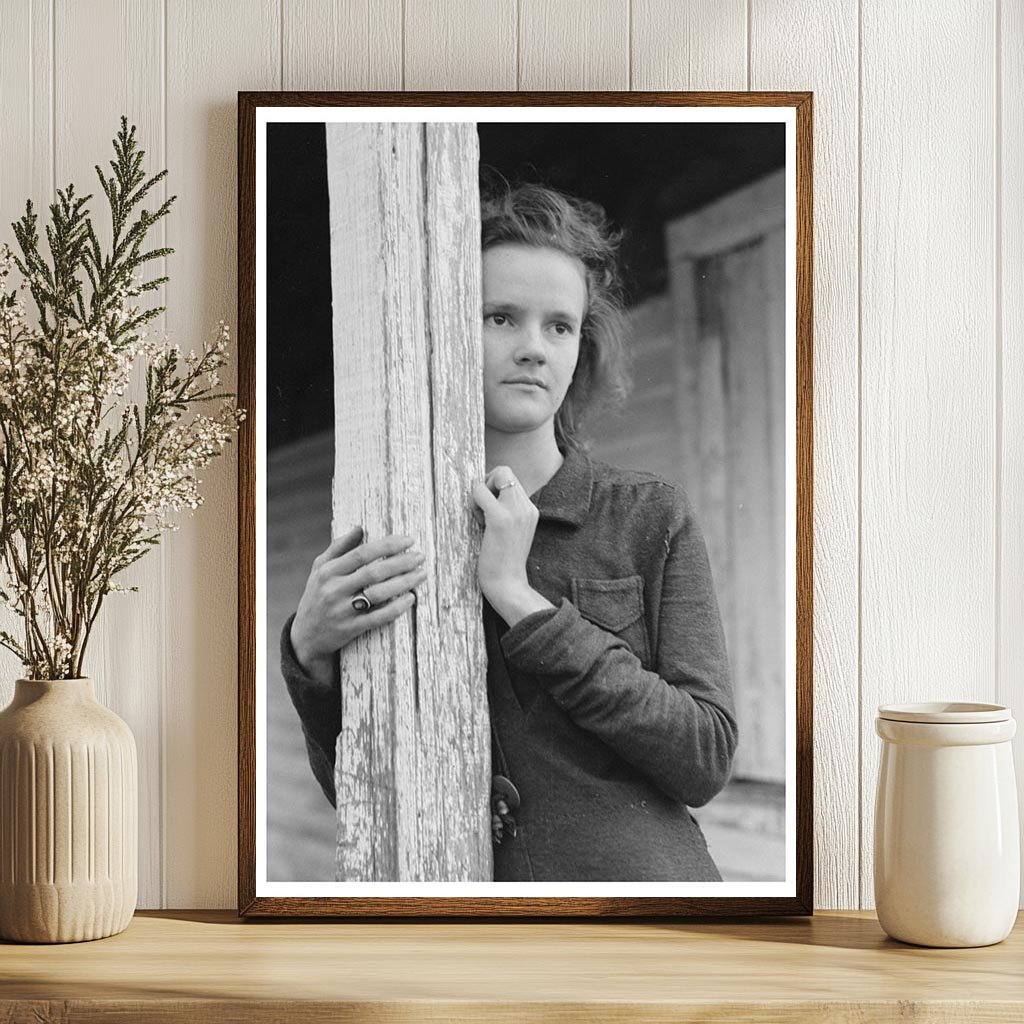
[874,702,1019,947]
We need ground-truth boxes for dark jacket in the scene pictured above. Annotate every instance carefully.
[280,448,737,881]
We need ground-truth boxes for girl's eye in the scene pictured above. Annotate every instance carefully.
[551,322,573,336]
[485,313,509,327]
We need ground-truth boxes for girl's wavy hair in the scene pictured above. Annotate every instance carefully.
[479,178,630,452]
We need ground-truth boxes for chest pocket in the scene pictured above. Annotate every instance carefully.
[571,575,651,668]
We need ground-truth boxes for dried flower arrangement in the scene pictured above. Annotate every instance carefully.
[0,117,244,679]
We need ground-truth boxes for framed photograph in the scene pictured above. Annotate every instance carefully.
[238,91,813,917]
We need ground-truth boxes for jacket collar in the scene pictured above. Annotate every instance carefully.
[531,447,593,527]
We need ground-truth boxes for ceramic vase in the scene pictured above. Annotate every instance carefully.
[874,701,1019,948]
[0,678,137,943]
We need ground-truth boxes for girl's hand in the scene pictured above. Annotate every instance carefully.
[471,467,551,625]
[289,526,427,682]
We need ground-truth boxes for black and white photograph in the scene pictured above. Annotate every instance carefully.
[240,95,811,916]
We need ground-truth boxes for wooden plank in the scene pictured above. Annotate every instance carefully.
[763,220,788,776]
[670,255,734,715]
[518,0,629,90]
[0,1,52,695]
[667,174,788,785]
[328,122,407,882]
[4,910,1024,1019]
[266,496,334,540]
[417,122,491,875]
[266,434,335,882]
[326,122,490,881]
[1000,0,1024,907]
[0,0,51,247]
[631,0,747,90]
[267,430,335,490]
[284,0,401,90]
[49,0,165,910]
[590,391,676,448]
[588,282,682,485]
[163,0,280,908]
[667,168,786,261]
[860,1,997,908]
[587,292,679,475]
[5,999,1024,1024]
[721,234,785,782]
[623,294,675,374]
[404,0,516,90]
[751,0,860,910]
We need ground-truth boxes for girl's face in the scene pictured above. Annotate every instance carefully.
[481,243,587,440]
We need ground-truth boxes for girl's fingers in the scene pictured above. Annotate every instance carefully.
[472,479,500,513]
[484,466,519,496]
[314,525,364,566]
[362,567,428,606]
[352,591,416,635]
[346,549,425,591]
[327,533,417,577]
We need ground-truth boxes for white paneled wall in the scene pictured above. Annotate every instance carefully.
[752,0,860,913]
[1005,0,1024,828]
[859,1,999,911]
[0,0,1018,910]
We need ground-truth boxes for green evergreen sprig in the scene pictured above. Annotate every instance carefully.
[0,117,244,679]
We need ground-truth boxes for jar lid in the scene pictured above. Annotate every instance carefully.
[877,701,1011,723]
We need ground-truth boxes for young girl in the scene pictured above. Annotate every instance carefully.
[282,182,737,882]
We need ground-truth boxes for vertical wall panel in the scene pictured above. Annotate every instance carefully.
[1000,0,1024,903]
[0,1,54,697]
[405,0,516,89]
[860,1,997,908]
[631,0,746,90]
[0,0,52,237]
[519,0,628,90]
[51,0,166,910]
[164,0,279,908]
[751,0,860,909]
[284,0,401,90]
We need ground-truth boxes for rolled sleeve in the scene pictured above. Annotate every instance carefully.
[280,612,341,809]
[501,597,621,678]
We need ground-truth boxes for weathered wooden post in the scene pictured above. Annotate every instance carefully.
[324,122,491,881]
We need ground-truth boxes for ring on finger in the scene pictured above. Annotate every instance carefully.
[498,480,517,491]
[351,591,373,613]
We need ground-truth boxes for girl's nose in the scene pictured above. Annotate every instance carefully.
[514,325,546,363]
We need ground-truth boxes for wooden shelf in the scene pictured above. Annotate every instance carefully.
[2,909,1023,1021]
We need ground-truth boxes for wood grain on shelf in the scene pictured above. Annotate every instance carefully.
[2,910,1023,1022]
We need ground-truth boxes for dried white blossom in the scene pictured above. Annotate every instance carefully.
[0,240,244,678]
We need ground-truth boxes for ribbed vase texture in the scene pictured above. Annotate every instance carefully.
[0,678,137,943]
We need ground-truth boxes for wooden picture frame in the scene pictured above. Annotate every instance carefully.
[238,91,813,917]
